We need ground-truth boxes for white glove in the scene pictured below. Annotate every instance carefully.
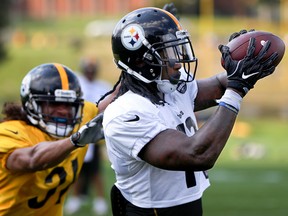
[70,113,104,147]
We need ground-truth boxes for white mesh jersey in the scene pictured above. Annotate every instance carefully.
[103,73,210,208]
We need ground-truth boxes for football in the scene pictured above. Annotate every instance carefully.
[221,30,285,68]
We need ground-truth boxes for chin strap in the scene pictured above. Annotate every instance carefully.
[117,60,154,84]
[155,66,180,94]
[155,79,177,94]
[117,60,180,94]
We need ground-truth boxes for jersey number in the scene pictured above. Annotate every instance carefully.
[28,158,78,209]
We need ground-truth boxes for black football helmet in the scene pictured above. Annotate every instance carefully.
[20,63,84,138]
[111,7,197,85]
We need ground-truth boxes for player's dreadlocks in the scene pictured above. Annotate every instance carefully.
[0,102,29,123]
[97,71,165,106]
[119,72,165,105]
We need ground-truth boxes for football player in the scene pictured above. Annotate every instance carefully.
[0,63,115,215]
[103,7,278,216]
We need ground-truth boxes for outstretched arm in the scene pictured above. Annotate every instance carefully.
[6,112,105,172]
[6,138,76,172]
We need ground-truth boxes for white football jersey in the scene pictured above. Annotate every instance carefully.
[103,73,210,208]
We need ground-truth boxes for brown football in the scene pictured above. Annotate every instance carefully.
[221,30,285,68]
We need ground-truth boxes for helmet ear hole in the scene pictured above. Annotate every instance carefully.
[134,58,146,67]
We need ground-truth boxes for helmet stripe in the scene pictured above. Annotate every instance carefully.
[54,63,69,90]
[158,8,182,30]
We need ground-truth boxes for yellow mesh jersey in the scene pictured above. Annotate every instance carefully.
[0,101,98,216]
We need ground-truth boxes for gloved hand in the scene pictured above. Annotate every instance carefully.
[228,29,255,42]
[70,113,104,147]
[163,2,180,20]
[219,37,278,96]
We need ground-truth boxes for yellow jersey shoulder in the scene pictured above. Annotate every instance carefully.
[81,101,99,125]
[0,120,51,152]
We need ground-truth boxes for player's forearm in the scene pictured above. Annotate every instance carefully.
[30,139,77,170]
[195,72,227,111]
[6,139,76,172]
[189,106,237,169]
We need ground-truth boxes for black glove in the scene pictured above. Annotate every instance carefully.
[70,113,104,147]
[228,29,255,42]
[163,2,180,20]
[219,37,278,96]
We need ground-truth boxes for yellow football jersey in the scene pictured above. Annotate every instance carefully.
[0,101,98,216]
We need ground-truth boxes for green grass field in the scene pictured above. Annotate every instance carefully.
[1,15,288,216]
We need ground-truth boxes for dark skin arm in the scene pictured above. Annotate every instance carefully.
[194,72,227,111]
[139,73,238,171]
[139,106,236,171]
[6,138,76,172]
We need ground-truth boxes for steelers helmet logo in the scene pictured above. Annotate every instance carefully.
[121,24,144,51]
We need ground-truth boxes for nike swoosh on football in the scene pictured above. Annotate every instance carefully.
[124,115,140,122]
[242,72,259,79]
[5,129,19,134]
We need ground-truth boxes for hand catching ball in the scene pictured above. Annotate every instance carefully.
[221,30,285,68]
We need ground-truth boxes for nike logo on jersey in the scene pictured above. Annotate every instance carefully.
[5,129,19,134]
[242,72,259,79]
[124,115,140,122]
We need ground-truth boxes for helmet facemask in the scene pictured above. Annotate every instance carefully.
[142,30,198,93]
[144,30,197,83]
[25,89,83,138]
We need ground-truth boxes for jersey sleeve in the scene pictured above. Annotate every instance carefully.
[0,122,32,152]
[104,102,168,161]
[0,121,39,171]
